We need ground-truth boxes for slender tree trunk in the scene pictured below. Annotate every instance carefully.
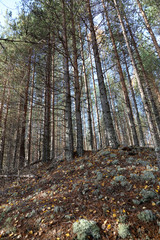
[28,53,36,166]
[102,0,139,146]
[51,34,55,160]
[79,24,93,150]
[148,73,160,110]
[86,0,119,148]
[82,100,87,150]
[62,0,74,160]
[124,13,160,135]
[136,0,160,58]
[113,0,160,150]
[106,74,122,143]
[13,102,22,170]
[70,2,83,156]
[42,37,52,162]
[122,50,145,146]
[0,79,7,128]
[0,89,10,171]
[88,39,102,149]
[19,49,32,169]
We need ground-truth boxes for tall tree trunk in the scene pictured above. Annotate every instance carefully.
[13,101,22,170]
[79,24,93,150]
[122,50,145,146]
[0,88,10,171]
[43,37,52,162]
[136,0,160,58]
[102,0,139,146]
[28,53,36,166]
[86,0,119,148]
[62,0,74,160]
[147,73,160,110]
[113,0,160,149]
[70,1,83,156]
[88,39,102,149]
[0,79,7,128]
[124,13,160,135]
[106,74,122,143]
[19,49,32,169]
[51,35,55,160]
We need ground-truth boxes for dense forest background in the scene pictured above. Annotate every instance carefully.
[0,0,160,172]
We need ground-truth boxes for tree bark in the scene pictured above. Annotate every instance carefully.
[88,39,102,149]
[62,0,74,160]
[0,79,7,128]
[124,13,160,135]
[106,74,122,143]
[86,0,119,148]
[43,37,51,163]
[51,34,55,160]
[113,0,160,150]
[122,50,145,147]
[0,88,10,171]
[28,53,36,166]
[102,0,139,146]
[19,49,32,169]
[71,2,84,156]
[79,24,93,150]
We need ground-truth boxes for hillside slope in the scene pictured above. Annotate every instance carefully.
[0,147,160,239]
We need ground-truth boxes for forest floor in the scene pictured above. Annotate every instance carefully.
[0,146,160,240]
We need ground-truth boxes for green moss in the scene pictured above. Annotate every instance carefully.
[73,219,101,240]
[118,223,130,239]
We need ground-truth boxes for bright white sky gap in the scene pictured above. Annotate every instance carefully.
[0,0,20,26]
